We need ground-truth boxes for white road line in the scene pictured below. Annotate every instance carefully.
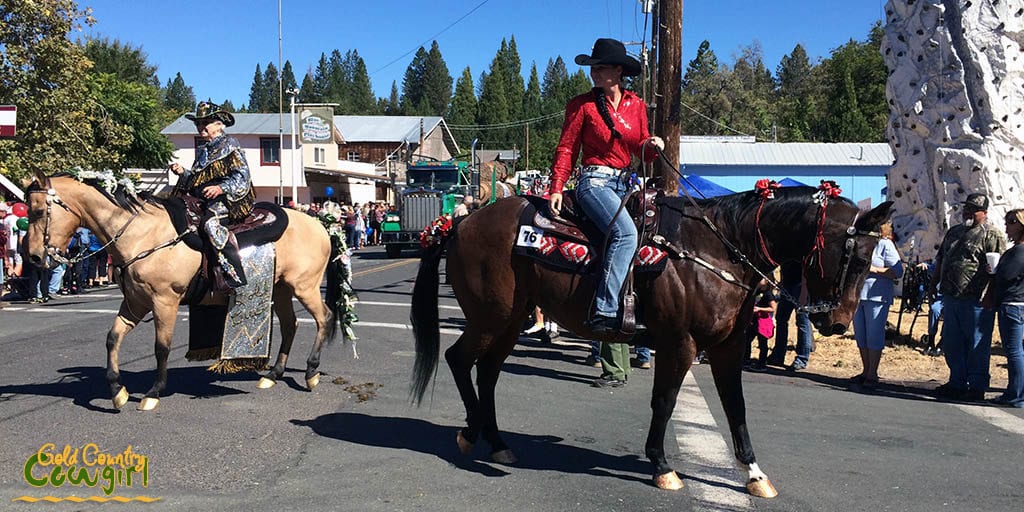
[356,300,462,310]
[672,373,752,510]
[953,403,1024,435]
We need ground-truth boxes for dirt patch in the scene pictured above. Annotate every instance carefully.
[794,298,1010,389]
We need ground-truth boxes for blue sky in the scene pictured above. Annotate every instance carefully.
[79,0,885,109]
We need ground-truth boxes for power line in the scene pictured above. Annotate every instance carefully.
[370,0,490,77]
[679,100,759,139]
[447,110,566,131]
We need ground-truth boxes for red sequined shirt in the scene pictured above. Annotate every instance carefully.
[549,89,656,194]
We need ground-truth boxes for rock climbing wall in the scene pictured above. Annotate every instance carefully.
[883,0,1024,261]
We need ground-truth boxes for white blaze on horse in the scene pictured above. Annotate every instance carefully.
[24,171,342,411]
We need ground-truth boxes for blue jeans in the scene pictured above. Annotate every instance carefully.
[941,296,994,391]
[997,304,1024,405]
[635,346,650,363]
[928,297,944,343]
[772,284,813,365]
[575,170,637,318]
[48,264,65,295]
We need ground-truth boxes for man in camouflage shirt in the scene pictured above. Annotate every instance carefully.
[930,193,1006,401]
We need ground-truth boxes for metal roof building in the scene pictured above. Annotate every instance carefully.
[679,137,894,208]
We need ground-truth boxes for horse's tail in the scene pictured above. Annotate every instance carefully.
[325,255,343,343]
[410,237,447,405]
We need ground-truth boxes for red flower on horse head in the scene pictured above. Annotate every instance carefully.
[419,215,453,249]
[818,180,842,198]
[754,179,780,199]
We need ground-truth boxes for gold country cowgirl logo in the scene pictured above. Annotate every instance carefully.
[14,443,160,503]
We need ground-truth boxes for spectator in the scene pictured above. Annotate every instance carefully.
[916,261,945,357]
[453,195,474,218]
[768,261,814,371]
[744,278,778,372]
[0,202,8,307]
[931,193,1006,401]
[850,219,904,392]
[987,208,1024,408]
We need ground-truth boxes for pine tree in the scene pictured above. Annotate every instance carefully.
[248,63,264,113]
[448,67,478,147]
[385,81,401,115]
[501,36,525,122]
[163,72,195,112]
[281,60,298,98]
[776,44,815,141]
[299,72,317,104]
[401,47,429,115]
[326,50,349,113]
[681,40,728,135]
[477,58,511,146]
[311,53,330,104]
[262,61,280,113]
[422,41,453,116]
[348,50,377,114]
[540,57,569,131]
[82,37,159,86]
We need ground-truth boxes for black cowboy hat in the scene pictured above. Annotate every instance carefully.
[962,193,990,211]
[185,101,235,127]
[575,38,642,77]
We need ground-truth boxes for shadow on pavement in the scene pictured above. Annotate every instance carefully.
[292,412,652,485]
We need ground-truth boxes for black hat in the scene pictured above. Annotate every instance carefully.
[575,38,642,77]
[185,101,235,127]
[962,193,989,211]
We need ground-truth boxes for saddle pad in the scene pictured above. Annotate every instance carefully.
[512,200,669,274]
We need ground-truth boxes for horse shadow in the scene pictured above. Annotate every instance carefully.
[291,412,651,484]
[0,365,255,414]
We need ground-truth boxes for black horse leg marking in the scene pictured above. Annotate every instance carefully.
[707,339,754,465]
[645,345,690,478]
[445,335,484,448]
[265,286,297,383]
[144,340,170,400]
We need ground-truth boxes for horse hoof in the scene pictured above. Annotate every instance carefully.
[256,377,276,389]
[746,477,778,498]
[456,431,473,455]
[653,471,684,490]
[491,449,517,464]
[306,373,321,390]
[112,387,129,410]
[137,397,159,411]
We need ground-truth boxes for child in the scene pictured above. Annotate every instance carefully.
[745,278,779,372]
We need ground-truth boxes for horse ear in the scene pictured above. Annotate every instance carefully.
[856,201,894,230]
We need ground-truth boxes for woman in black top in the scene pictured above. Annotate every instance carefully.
[991,208,1024,407]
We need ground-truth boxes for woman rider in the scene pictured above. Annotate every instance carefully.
[547,38,664,335]
[169,101,255,288]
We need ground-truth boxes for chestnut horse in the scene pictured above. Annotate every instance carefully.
[411,186,892,496]
[24,173,341,411]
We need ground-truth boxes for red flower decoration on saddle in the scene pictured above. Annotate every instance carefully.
[754,178,780,199]
[419,215,453,249]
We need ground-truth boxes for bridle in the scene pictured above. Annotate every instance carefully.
[800,211,882,314]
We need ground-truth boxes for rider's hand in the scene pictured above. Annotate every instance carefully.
[202,185,224,199]
[549,193,563,217]
[646,136,665,150]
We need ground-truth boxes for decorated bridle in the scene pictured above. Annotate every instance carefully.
[26,185,141,267]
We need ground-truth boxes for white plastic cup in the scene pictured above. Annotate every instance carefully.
[986,252,1001,273]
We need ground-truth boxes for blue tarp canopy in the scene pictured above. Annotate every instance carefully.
[680,175,735,198]
[778,177,808,187]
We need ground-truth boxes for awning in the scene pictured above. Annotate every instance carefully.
[0,172,25,200]
[304,167,394,184]
[778,177,807,187]
[680,175,735,198]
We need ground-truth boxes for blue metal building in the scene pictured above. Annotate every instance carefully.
[678,137,894,207]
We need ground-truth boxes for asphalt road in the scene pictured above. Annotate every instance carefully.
[1,244,1022,511]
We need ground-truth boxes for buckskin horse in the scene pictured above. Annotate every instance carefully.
[410,183,892,496]
[23,172,342,411]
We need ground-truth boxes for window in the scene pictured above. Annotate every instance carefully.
[260,138,280,165]
[314,147,326,164]
[347,151,361,162]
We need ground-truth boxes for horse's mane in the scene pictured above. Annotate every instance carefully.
[32,171,150,213]
[667,186,856,229]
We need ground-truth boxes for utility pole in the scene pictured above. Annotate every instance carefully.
[653,0,682,196]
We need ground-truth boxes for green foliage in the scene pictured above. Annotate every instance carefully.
[422,41,452,116]
[400,47,429,116]
[163,72,195,113]
[448,67,478,147]
[0,1,97,182]
[247,63,265,113]
[86,73,174,170]
[82,37,158,86]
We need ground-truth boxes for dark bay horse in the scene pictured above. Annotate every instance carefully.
[410,186,892,497]
[24,173,341,411]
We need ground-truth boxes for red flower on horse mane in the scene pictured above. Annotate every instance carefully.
[818,180,842,198]
[754,179,780,199]
[419,215,453,249]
